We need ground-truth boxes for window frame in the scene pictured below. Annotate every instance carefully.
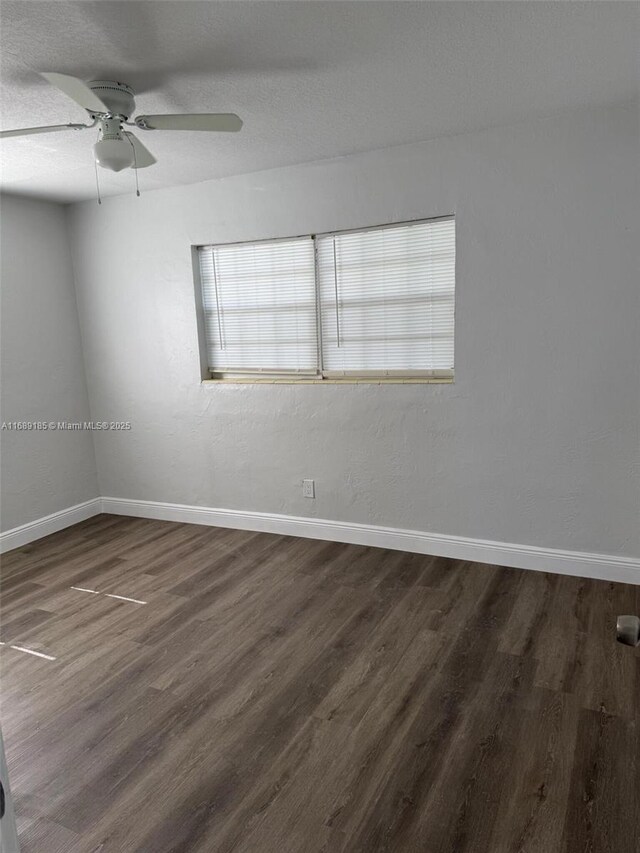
[195,215,455,384]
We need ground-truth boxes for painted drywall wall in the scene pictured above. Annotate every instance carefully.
[66,102,639,558]
[0,194,99,531]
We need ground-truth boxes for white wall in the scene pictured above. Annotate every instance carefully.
[66,102,639,558]
[0,195,99,531]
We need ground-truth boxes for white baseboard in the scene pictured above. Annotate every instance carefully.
[3,495,637,584]
[101,497,640,585]
[0,498,102,554]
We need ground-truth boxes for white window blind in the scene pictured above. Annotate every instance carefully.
[198,237,317,374]
[197,216,455,380]
[316,218,455,376]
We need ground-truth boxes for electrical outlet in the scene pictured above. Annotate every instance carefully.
[302,479,315,499]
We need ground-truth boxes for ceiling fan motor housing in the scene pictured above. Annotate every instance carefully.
[88,80,135,118]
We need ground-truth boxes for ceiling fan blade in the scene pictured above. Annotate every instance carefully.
[134,113,242,132]
[0,122,89,139]
[41,72,109,113]
[123,132,157,168]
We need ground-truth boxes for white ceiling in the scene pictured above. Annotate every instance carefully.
[1,1,638,203]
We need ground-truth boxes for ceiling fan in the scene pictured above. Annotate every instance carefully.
[0,72,243,172]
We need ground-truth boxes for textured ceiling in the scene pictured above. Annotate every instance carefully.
[1,1,638,203]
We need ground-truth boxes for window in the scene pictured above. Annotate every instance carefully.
[197,236,317,375]
[197,216,455,382]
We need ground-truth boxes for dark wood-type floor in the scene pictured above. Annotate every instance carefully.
[1,515,638,853]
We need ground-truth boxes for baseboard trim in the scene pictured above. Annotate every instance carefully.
[3,496,637,584]
[0,498,102,554]
[101,497,640,585]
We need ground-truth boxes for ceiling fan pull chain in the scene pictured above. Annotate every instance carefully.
[134,159,140,197]
[126,133,141,197]
[94,157,102,206]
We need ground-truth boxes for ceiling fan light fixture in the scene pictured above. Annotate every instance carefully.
[93,137,135,172]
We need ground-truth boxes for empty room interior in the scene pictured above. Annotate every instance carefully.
[0,2,639,851]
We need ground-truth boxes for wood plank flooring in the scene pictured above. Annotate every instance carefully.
[1,514,638,853]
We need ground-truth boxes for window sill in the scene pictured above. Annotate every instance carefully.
[202,377,454,385]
